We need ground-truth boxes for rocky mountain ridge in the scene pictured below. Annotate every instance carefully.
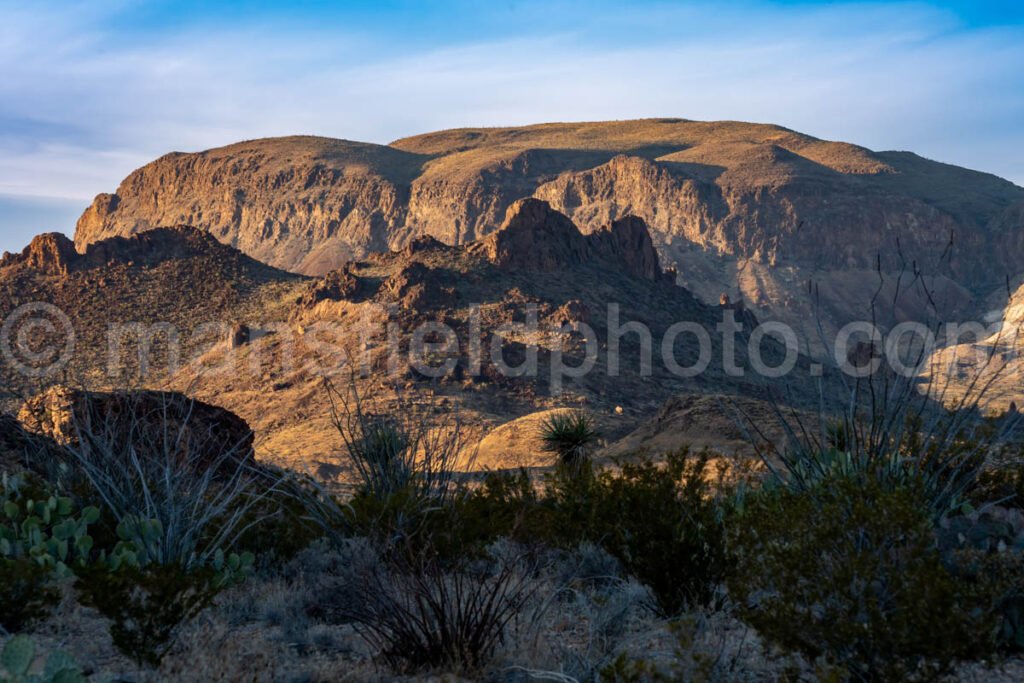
[3,226,291,278]
[163,199,830,466]
[70,120,1024,351]
[0,225,303,405]
[74,120,1024,283]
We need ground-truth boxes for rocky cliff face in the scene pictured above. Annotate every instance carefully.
[73,120,1024,334]
[74,137,423,275]
[75,121,1024,281]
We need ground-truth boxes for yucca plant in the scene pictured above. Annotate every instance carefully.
[539,410,598,469]
[324,378,471,506]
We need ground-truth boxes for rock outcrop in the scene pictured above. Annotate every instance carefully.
[476,198,670,282]
[380,262,457,311]
[18,387,255,474]
[1,233,80,276]
[475,199,590,272]
[0,412,68,475]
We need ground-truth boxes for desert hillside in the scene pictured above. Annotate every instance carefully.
[0,226,303,405]
[6,199,836,467]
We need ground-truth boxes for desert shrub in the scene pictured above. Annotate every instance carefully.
[319,538,542,673]
[936,504,1024,651]
[738,310,1013,521]
[762,419,989,523]
[549,574,653,681]
[459,468,537,531]
[543,450,730,616]
[325,380,470,508]
[599,616,750,683]
[436,448,733,614]
[0,559,60,634]
[729,475,998,681]
[297,381,475,550]
[230,474,322,562]
[33,394,275,665]
[77,563,223,667]
[971,464,1024,510]
[448,450,730,616]
[539,410,599,468]
[1,475,99,632]
[75,541,253,667]
[58,392,271,571]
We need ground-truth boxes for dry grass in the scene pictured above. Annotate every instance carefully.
[5,537,1024,682]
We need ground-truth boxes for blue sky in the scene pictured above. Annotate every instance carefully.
[1,0,1023,254]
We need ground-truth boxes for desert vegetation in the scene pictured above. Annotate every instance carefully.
[2,374,1024,683]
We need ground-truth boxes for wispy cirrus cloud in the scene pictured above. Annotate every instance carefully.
[0,0,1022,252]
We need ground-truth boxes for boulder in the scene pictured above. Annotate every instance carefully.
[18,387,254,475]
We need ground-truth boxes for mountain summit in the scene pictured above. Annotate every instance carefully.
[72,119,1024,339]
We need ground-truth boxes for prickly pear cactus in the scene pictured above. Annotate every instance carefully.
[211,548,255,588]
[0,635,86,683]
[0,484,100,577]
[940,504,1024,651]
[938,504,1024,554]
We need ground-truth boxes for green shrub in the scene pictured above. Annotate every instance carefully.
[971,465,1024,510]
[76,564,220,667]
[219,472,322,563]
[937,504,1024,651]
[75,550,252,667]
[0,559,60,633]
[451,469,541,548]
[729,476,997,681]
[459,449,731,616]
[548,450,730,615]
[71,514,254,667]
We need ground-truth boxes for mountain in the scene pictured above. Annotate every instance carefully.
[9,202,796,466]
[72,119,1024,348]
